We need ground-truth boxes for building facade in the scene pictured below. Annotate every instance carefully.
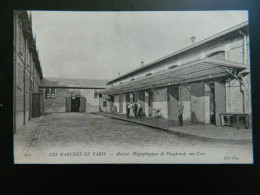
[100,22,251,126]
[13,11,43,133]
[40,78,107,113]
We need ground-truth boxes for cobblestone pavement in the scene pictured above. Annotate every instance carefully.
[14,113,253,163]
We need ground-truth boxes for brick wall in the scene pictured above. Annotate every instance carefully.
[226,79,243,113]
[42,88,70,113]
[14,11,43,131]
[41,88,102,113]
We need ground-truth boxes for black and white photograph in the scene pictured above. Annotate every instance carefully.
[13,10,253,164]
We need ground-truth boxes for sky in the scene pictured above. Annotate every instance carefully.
[30,11,248,80]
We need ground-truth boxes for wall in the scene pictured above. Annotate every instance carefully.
[108,28,249,89]
[80,89,99,112]
[41,88,101,113]
[229,37,244,63]
[152,87,168,118]
[104,24,250,126]
[41,88,70,113]
[180,85,192,121]
[214,80,226,126]
[225,79,243,113]
[99,98,113,112]
[114,95,120,113]
[191,83,205,123]
[168,86,179,121]
[118,94,126,114]
[14,11,42,131]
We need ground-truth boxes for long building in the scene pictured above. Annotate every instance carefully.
[39,78,107,113]
[13,11,43,133]
[100,22,251,126]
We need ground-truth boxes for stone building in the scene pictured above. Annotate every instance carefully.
[100,22,251,126]
[40,78,107,113]
[13,11,43,133]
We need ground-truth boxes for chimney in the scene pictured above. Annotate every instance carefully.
[141,61,144,66]
[191,36,196,45]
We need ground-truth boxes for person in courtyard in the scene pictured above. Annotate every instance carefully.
[126,102,130,118]
[113,105,117,113]
[178,101,184,126]
[133,102,138,118]
[129,101,134,118]
[137,102,143,119]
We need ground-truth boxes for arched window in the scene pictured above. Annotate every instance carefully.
[207,51,225,60]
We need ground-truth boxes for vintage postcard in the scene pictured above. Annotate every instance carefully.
[13,11,253,164]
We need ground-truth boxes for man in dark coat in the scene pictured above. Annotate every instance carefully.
[133,102,138,118]
[178,101,184,126]
[126,102,130,118]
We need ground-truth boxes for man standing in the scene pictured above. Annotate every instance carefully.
[178,101,184,126]
[133,102,138,118]
[126,102,130,118]
[137,102,142,119]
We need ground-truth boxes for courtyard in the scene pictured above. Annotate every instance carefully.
[14,113,253,163]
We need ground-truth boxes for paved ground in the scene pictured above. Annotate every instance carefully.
[95,112,252,141]
[14,113,253,163]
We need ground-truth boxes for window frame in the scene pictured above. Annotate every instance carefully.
[44,88,56,99]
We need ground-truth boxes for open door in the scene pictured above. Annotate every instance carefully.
[32,93,40,118]
[80,97,86,112]
[66,97,71,112]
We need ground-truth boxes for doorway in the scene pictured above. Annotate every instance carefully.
[71,97,80,112]
[168,86,179,120]
[144,91,152,117]
[209,83,216,125]
[32,93,40,117]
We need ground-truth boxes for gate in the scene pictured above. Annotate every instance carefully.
[32,93,40,118]
[80,97,86,112]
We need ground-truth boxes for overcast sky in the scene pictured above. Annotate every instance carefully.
[30,11,248,80]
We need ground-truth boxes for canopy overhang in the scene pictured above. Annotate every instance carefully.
[101,58,249,95]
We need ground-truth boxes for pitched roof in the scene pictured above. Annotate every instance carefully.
[107,21,248,85]
[101,58,249,95]
[40,77,108,89]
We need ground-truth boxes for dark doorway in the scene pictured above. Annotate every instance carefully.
[209,83,216,125]
[32,93,40,118]
[119,94,123,113]
[168,86,179,120]
[71,97,80,112]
